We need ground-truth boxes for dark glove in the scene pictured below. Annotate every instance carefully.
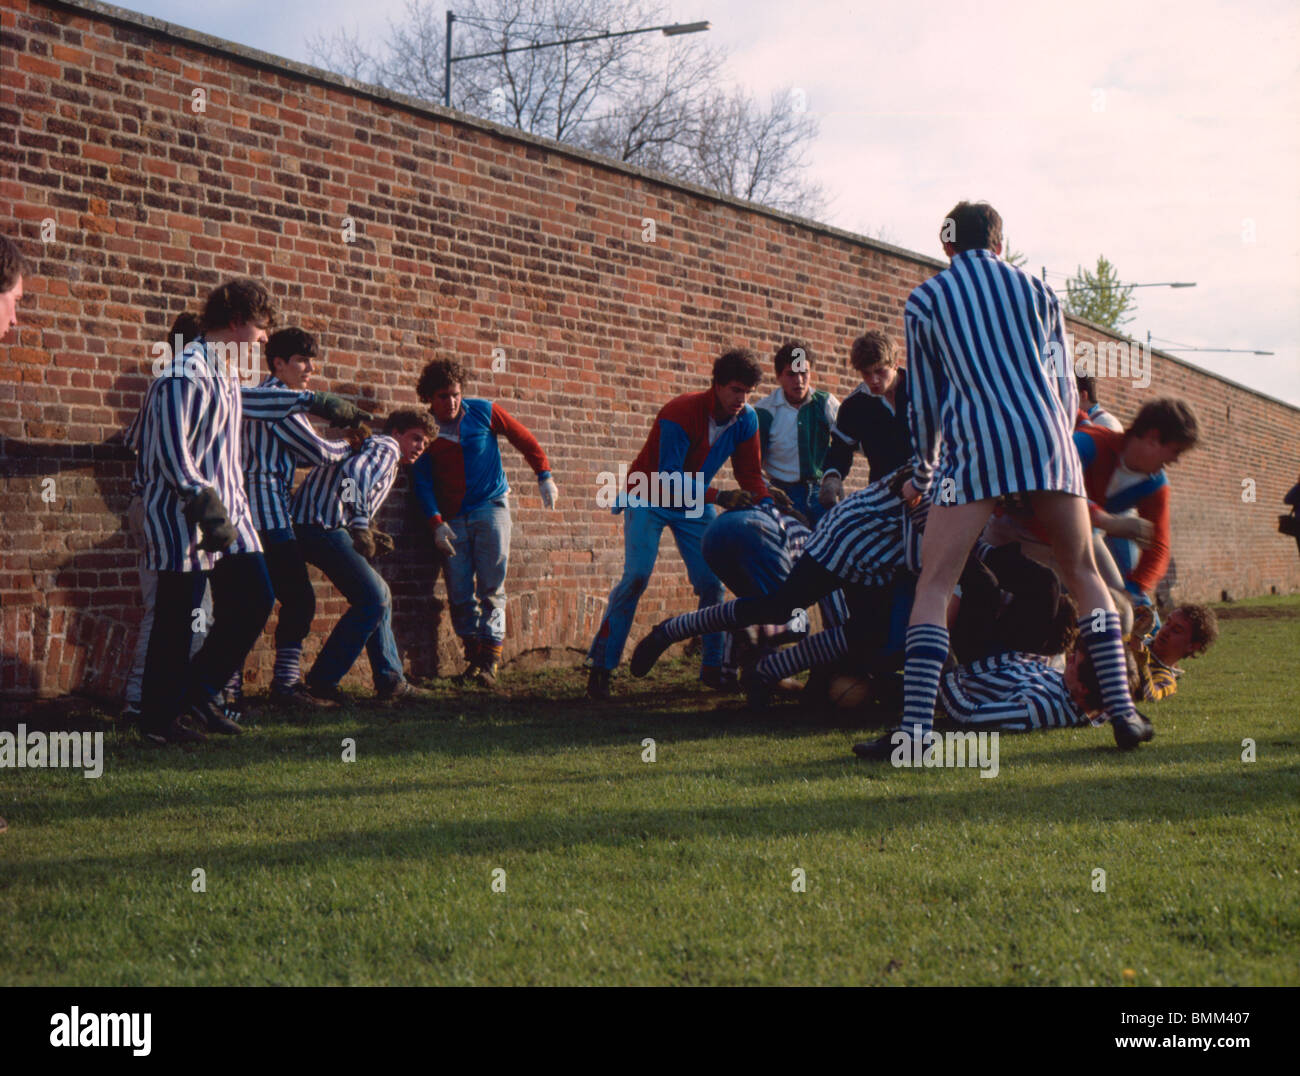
[371,527,395,559]
[309,392,372,428]
[184,487,237,553]
[715,488,754,511]
[349,526,376,559]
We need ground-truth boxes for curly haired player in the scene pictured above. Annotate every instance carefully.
[410,358,557,687]
[586,348,771,698]
[292,409,435,705]
[1128,602,1218,702]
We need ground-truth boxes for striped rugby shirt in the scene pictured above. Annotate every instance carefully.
[803,463,929,586]
[905,248,1084,502]
[291,434,401,530]
[940,652,1090,732]
[131,337,317,572]
[241,375,352,531]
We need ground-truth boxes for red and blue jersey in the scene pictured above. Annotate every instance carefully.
[410,397,551,524]
[622,389,769,510]
[1074,425,1171,597]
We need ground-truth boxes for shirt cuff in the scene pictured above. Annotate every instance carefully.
[536,471,552,482]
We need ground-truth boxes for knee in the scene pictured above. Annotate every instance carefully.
[618,573,651,599]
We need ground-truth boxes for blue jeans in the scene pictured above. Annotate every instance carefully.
[444,498,511,643]
[295,524,403,692]
[588,502,724,671]
[702,508,794,598]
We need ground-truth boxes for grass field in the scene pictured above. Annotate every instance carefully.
[2,596,1296,986]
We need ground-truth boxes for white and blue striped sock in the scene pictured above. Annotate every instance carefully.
[902,623,949,735]
[1077,611,1135,721]
[756,626,849,683]
[273,646,302,690]
[663,600,740,641]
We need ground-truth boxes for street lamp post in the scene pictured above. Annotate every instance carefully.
[443,12,710,108]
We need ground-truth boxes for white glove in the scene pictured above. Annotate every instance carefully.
[818,473,843,508]
[539,476,559,509]
[433,522,456,557]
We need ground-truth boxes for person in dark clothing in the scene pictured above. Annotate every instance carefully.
[818,330,912,508]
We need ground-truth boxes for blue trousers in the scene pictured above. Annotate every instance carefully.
[444,498,511,644]
[768,476,827,525]
[588,502,724,671]
[295,524,403,692]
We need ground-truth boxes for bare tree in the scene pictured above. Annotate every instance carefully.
[307,0,823,215]
[691,87,823,216]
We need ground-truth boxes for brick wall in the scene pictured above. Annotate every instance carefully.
[2,0,1298,699]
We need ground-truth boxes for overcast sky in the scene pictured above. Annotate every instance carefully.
[120,0,1299,406]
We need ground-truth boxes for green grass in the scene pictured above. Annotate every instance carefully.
[2,596,1297,986]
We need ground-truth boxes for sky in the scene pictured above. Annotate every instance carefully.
[119,0,1300,405]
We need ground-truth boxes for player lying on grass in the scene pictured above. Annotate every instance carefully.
[1128,602,1219,702]
[630,462,925,706]
[586,348,771,699]
[291,410,435,706]
[411,357,557,689]
[852,542,1137,747]
[698,485,850,692]
[130,280,370,744]
[856,200,1150,761]
[243,327,363,711]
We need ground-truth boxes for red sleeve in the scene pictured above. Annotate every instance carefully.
[1131,485,1171,594]
[730,430,770,502]
[490,403,551,475]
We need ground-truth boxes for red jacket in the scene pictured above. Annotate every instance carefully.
[1074,426,1171,595]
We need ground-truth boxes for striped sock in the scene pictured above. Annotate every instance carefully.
[662,599,740,641]
[273,646,302,689]
[224,668,243,699]
[756,626,849,683]
[901,623,949,735]
[480,640,504,665]
[1077,610,1136,721]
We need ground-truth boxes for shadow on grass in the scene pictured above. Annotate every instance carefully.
[7,758,1296,887]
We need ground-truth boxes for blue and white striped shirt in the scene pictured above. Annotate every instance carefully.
[905,249,1084,502]
[803,463,928,587]
[241,375,352,531]
[291,434,401,530]
[941,652,1088,732]
[130,337,316,571]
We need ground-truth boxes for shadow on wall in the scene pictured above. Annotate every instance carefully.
[0,364,436,701]
[0,431,135,699]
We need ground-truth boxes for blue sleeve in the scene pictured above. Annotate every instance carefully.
[657,418,691,476]
[1073,429,1098,467]
[409,453,441,520]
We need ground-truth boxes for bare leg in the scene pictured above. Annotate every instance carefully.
[899,500,994,734]
[1031,491,1141,734]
